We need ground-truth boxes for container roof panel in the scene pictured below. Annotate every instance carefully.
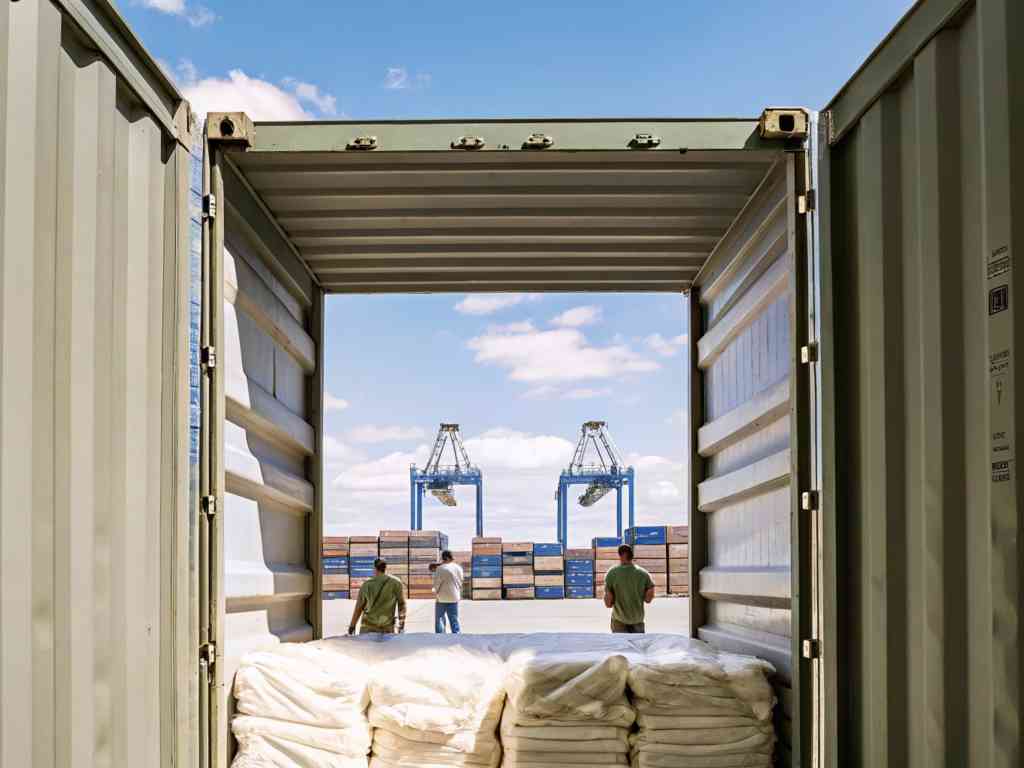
[224,119,788,293]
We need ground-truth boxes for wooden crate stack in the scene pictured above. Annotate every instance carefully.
[593,536,621,595]
[322,536,350,599]
[502,541,535,599]
[626,526,669,596]
[409,530,448,599]
[533,543,565,599]
[564,547,595,598]
[452,550,473,599]
[471,537,502,600]
[348,536,379,595]
[379,530,411,596]
[668,525,690,596]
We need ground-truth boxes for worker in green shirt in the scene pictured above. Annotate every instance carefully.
[348,559,407,635]
[603,544,655,633]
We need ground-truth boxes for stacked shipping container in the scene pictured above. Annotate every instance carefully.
[503,541,535,599]
[410,531,448,599]
[627,526,669,597]
[593,536,621,595]
[322,536,350,600]
[471,537,502,600]
[564,548,595,598]
[349,536,379,594]
[379,531,411,596]
[667,525,689,596]
[452,550,473,599]
[534,543,565,599]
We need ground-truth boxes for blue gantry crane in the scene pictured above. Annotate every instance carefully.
[555,421,635,546]
[410,423,484,536]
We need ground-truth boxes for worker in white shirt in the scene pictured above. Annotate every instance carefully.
[429,550,464,634]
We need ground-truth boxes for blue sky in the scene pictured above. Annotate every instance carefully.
[119,0,913,546]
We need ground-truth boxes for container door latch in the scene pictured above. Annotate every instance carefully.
[802,639,820,660]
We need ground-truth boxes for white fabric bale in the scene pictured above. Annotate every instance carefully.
[231,716,370,768]
[632,752,773,768]
[502,749,628,765]
[503,649,632,723]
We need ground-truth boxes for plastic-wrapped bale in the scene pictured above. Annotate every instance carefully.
[500,647,636,767]
[627,637,776,768]
[367,642,506,768]
[230,642,372,768]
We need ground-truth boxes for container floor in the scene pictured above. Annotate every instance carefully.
[324,596,690,636]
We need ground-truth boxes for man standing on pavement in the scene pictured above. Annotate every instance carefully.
[430,550,464,634]
[348,559,407,635]
[603,544,655,633]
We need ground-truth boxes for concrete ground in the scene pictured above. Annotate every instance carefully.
[324,596,689,636]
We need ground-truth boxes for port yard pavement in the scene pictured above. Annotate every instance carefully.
[324,596,689,635]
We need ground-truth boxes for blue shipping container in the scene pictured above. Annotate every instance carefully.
[593,537,622,548]
[565,573,595,586]
[322,556,349,567]
[472,555,501,566]
[626,526,668,545]
[567,586,595,599]
[323,591,351,600]
[323,565,348,574]
[350,556,378,566]
[565,560,594,572]
[472,570,502,580]
[533,543,563,555]
[536,586,565,599]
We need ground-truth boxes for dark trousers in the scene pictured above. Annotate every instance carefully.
[611,618,646,633]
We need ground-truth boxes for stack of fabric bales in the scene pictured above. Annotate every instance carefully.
[410,531,449,599]
[502,542,534,600]
[349,536,380,594]
[501,643,635,767]
[379,531,411,596]
[667,526,689,597]
[231,642,372,767]
[626,527,668,597]
[471,537,502,600]
[452,550,473,599]
[533,543,565,599]
[367,640,506,768]
[563,549,595,598]
[593,537,621,596]
[628,637,776,768]
[322,536,350,600]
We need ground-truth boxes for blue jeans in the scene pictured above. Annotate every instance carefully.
[435,602,461,634]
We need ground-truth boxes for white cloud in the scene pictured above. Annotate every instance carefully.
[324,427,687,547]
[665,408,687,427]
[348,424,427,444]
[454,294,541,316]
[563,387,612,400]
[467,323,660,384]
[645,332,688,357]
[281,77,338,115]
[384,67,432,90]
[136,0,215,27]
[522,385,558,400]
[174,61,338,120]
[551,306,602,328]
[324,393,349,412]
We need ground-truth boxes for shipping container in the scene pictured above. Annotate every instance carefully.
[3,1,1022,767]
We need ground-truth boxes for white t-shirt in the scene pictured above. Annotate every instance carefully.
[432,562,464,604]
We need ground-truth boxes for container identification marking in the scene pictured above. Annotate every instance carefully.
[987,245,1014,483]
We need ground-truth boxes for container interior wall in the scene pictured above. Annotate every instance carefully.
[692,158,797,764]
[218,155,321,759]
[0,1,192,766]
[827,0,1023,764]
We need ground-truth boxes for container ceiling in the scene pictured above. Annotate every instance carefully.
[226,120,786,294]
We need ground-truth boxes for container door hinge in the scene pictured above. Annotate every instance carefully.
[202,193,217,220]
[800,343,818,364]
[801,491,819,511]
[200,643,217,678]
[201,345,217,370]
[802,639,820,660]
[202,495,217,517]
[798,189,816,214]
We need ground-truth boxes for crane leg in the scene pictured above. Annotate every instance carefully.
[628,471,635,531]
[416,485,424,530]
[616,484,623,539]
[476,480,483,537]
[561,487,568,546]
[410,478,417,530]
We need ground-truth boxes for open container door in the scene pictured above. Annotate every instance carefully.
[688,141,818,767]
[200,116,327,768]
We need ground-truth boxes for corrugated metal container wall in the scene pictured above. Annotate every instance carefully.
[0,1,194,767]
[213,153,324,765]
[823,0,1023,764]
[690,155,805,766]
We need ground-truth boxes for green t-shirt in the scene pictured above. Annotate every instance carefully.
[604,563,654,626]
[357,574,405,632]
